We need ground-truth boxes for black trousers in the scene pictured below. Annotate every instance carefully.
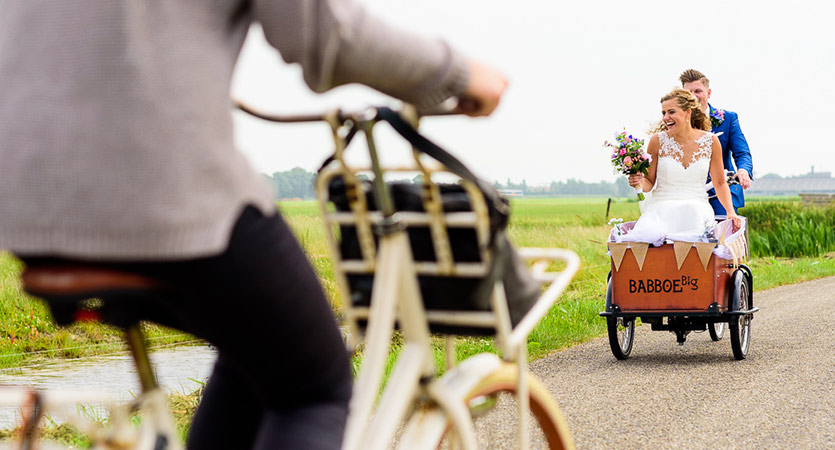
[23,206,352,449]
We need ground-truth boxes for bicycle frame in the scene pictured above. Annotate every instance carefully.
[335,229,578,450]
[308,108,578,449]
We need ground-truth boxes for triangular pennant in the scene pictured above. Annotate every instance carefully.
[716,222,728,246]
[740,236,748,260]
[694,242,717,270]
[736,236,745,259]
[673,241,694,270]
[608,243,628,272]
[629,243,649,270]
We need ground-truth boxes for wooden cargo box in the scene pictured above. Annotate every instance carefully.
[610,242,733,313]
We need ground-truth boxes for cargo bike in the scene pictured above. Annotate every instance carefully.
[599,217,758,360]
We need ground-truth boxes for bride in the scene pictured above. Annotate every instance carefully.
[623,88,741,245]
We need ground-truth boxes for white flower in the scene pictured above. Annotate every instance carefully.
[608,218,625,236]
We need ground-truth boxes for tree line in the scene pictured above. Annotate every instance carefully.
[494,177,633,197]
[265,168,635,199]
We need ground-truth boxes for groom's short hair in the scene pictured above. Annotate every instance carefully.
[680,69,710,88]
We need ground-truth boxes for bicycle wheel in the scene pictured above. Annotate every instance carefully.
[433,363,574,450]
[606,316,635,360]
[708,321,725,341]
[729,271,751,360]
[604,277,634,360]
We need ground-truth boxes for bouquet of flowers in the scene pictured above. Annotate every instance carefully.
[605,131,652,200]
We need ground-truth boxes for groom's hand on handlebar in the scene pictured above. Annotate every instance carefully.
[454,59,508,117]
[736,169,752,189]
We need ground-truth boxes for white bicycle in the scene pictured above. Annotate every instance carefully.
[239,102,580,449]
[0,103,580,450]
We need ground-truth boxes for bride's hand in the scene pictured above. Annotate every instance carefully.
[628,173,644,188]
[727,213,742,232]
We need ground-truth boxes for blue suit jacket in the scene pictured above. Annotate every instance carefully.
[707,104,752,214]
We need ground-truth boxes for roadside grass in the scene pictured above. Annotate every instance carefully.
[747,253,835,289]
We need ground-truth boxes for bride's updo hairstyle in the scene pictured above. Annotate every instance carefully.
[653,88,711,133]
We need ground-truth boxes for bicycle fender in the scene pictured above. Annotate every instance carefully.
[398,353,502,450]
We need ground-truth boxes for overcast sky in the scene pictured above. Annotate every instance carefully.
[230,0,834,186]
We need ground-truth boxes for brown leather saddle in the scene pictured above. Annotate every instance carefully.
[21,265,166,327]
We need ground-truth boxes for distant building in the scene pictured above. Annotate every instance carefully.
[748,167,835,196]
[498,189,524,197]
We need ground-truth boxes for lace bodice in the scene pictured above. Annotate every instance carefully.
[652,131,714,202]
[658,131,713,168]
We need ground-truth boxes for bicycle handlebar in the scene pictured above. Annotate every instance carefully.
[705,170,738,191]
[233,99,458,124]
[704,170,739,202]
[233,99,492,220]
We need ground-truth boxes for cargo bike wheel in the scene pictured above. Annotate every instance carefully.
[729,270,752,360]
[605,278,634,360]
[708,321,725,341]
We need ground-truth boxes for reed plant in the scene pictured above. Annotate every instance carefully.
[741,201,835,257]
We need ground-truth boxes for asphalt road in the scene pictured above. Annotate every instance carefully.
[532,276,835,449]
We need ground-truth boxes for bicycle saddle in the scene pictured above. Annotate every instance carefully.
[22,265,166,327]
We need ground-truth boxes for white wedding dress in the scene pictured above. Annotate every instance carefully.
[620,131,716,246]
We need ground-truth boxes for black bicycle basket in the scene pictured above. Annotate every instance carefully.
[321,107,541,335]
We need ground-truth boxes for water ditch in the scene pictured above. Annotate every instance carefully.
[0,344,217,429]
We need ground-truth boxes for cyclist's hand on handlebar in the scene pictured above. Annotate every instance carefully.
[455,59,508,117]
[736,169,752,189]
[628,173,644,188]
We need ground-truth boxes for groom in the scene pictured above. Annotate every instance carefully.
[680,69,753,214]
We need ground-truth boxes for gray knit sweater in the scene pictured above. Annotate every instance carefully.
[0,0,467,260]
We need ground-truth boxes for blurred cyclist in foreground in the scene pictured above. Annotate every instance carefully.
[0,1,507,449]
